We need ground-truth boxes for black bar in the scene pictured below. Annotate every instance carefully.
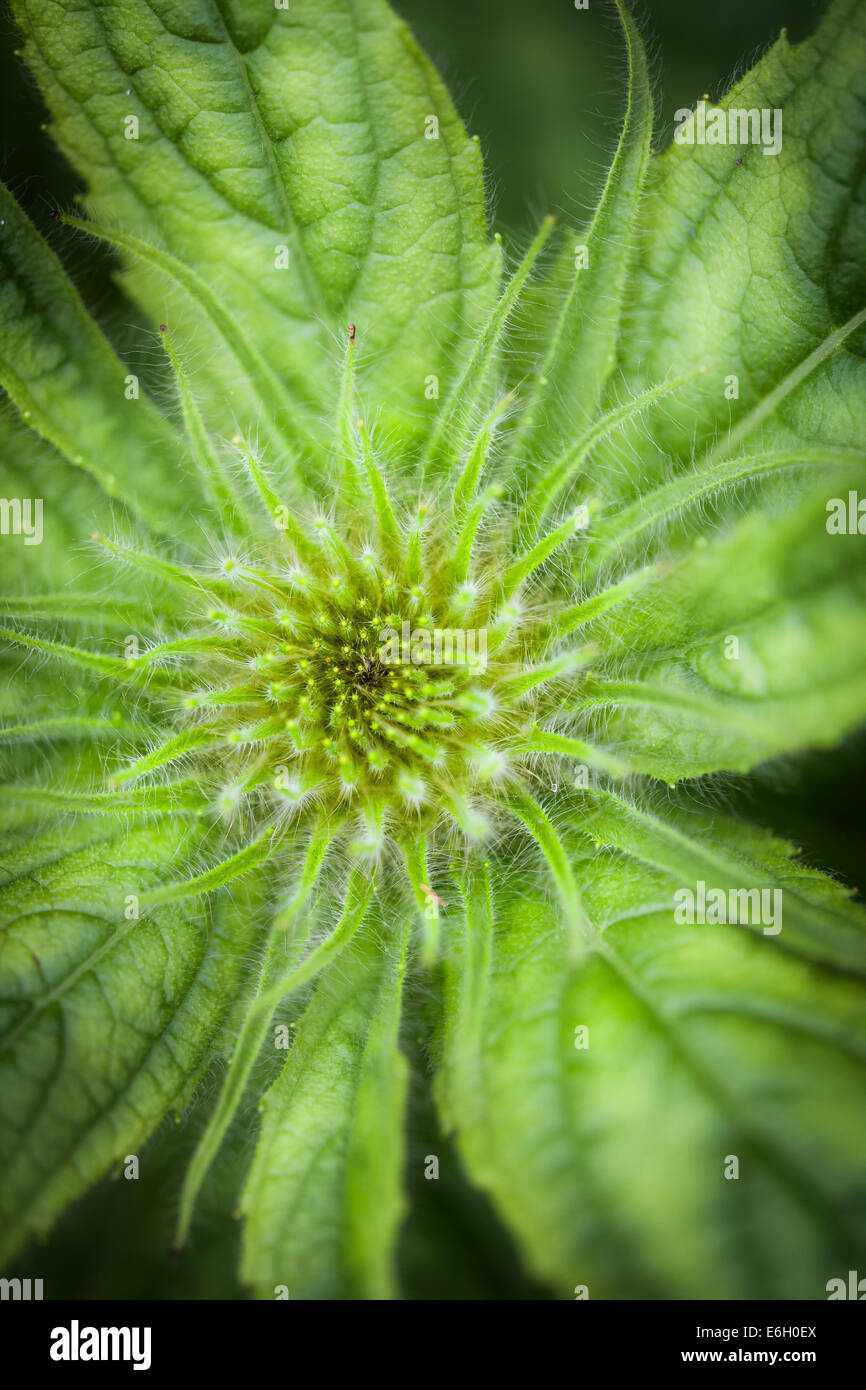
[2,1298,862,1375]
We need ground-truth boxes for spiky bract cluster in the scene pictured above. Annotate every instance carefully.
[99,469,587,855]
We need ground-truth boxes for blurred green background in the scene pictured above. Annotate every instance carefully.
[2,0,864,1299]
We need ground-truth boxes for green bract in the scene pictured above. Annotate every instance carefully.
[1,0,866,1300]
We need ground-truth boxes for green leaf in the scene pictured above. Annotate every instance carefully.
[581,486,866,778]
[240,913,410,1299]
[611,0,866,474]
[0,817,258,1264]
[11,0,500,444]
[508,0,653,465]
[582,790,866,975]
[0,181,188,536]
[570,0,866,783]
[0,408,117,592]
[435,831,866,1299]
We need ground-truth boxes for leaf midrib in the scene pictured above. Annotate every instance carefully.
[207,0,331,322]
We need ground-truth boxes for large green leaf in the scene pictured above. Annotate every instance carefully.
[557,0,866,784]
[609,0,866,477]
[581,484,866,779]
[0,181,188,536]
[0,817,259,1264]
[0,407,116,592]
[435,823,866,1299]
[10,0,500,443]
